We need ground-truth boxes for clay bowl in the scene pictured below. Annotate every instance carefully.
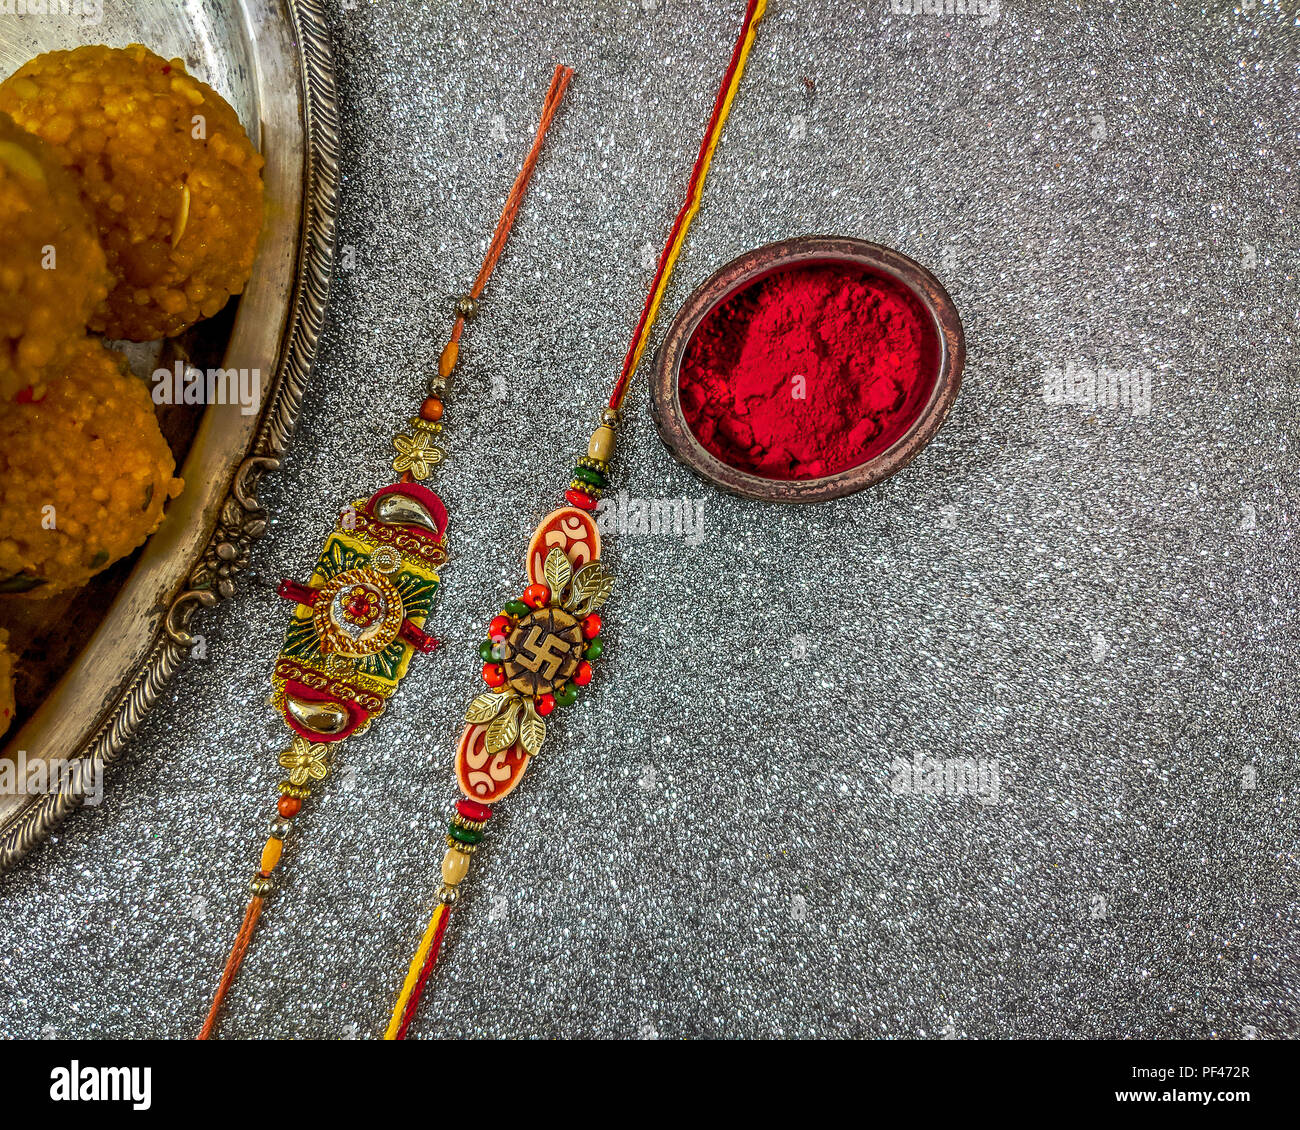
[650,235,965,503]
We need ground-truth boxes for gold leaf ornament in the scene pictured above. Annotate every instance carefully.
[542,546,572,599]
[519,697,547,756]
[565,561,615,616]
[485,697,522,754]
[278,736,331,785]
[465,690,513,724]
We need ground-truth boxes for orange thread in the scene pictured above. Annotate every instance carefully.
[197,894,265,1040]
[438,64,574,374]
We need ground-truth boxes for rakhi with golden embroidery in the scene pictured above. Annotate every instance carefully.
[196,64,574,1040]
[385,0,767,1040]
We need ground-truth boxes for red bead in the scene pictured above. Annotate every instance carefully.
[523,582,550,609]
[536,692,556,717]
[277,578,317,605]
[581,613,602,639]
[489,614,511,640]
[457,799,492,822]
[482,663,506,688]
[573,660,593,687]
[565,489,595,511]
[277,795,301,818]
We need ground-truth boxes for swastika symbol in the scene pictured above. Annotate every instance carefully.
[502,607,583,696]
[512,626,571,681]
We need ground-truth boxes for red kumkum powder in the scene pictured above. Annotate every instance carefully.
[678,263,941,480]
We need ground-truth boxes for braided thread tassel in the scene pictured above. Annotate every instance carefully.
[197,895,265,1041]
[384,798,489,1040]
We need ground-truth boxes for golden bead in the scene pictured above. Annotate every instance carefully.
[441,847,470,886]
[588,425,615,462]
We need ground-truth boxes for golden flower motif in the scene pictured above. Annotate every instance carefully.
[391,430,444,480]
[278,735,330,785]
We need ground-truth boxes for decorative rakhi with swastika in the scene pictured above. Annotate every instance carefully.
[384,0,767,1040]
[196,65,575,1040]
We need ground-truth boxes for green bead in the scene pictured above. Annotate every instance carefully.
[553,683,578,708]
[584,639,604,661]
[448,823,483,846]
[573,466,605,487]
[504,600,530,618]
[479,640,496,662]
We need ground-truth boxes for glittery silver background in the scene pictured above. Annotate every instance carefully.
[2,0,1298,1039]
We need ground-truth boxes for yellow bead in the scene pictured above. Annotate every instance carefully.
[441,847,470,886]
[587,425,615,462]
[260,836,283,873]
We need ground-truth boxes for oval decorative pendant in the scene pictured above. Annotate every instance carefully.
[525,506,600,587]
[455,722,530,804]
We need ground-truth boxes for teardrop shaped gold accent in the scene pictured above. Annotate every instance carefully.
[374,492,438,533]
[284,694,348,735]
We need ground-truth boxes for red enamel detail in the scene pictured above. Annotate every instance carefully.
[277,579,319,605]
[457,799,492,822]
[399,620,439,653]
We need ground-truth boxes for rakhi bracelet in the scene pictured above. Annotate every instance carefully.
[196,64,574,1040]
[385,0,768,1041]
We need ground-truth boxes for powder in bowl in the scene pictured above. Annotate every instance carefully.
[676,262,942,481]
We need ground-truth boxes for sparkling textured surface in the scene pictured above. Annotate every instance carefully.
[2,0,1298,1039]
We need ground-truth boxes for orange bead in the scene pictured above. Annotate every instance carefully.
[439,341,459,377]
[277,795,301,818]
[482,663,506,688]
[260,836,283,873]
[523,583,550,609]
[420,397,444,421]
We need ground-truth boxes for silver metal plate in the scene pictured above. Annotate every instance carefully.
[0,0,338,867]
